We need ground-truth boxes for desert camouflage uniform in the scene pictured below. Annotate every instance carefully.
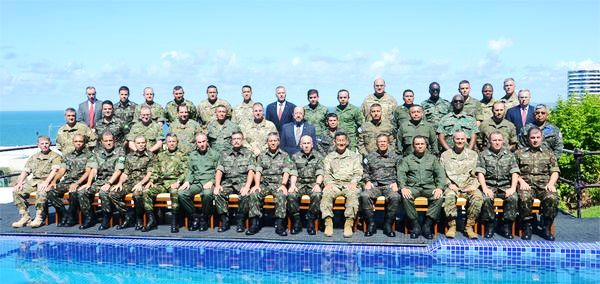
[304,103,328,136]
[249,149,293,218]
[143,149,187,212]
[214,147,255,215]
[440,148,483,220]
[288,150,324,217]
[167,119,202,154]
[321,149,363,219]
[360,93,397,125]
[13,151,62,211]
[500,94,519,111]
[232,100,254,125]
[207,120,241,153]
[134,102,165,124]
[360,149,401,217]
[56,122,96,155]
[335,104,364,149]
[197,98,232,129]
[357,120,395,157]
[519,122,564,159]
[476,148,520,222]
[241,119,277,155]
[164,99,197,124]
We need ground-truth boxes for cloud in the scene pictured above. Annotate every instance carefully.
[488,38,513,53]
[556,59,600,70]
[370,48,400,70]
[291,57,301,66]
[160,50,191,61]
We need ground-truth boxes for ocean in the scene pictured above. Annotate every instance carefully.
[0,111,64,146]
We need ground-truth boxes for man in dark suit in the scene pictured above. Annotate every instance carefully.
[280,106,317,155]
[77,86,103,129]
[506,89,534,135]
[266,86,297,132]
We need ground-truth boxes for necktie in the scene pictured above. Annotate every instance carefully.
[277,103,283,121]
[521,107,527,126]
[295,125,302,145]
[89,103,95,128]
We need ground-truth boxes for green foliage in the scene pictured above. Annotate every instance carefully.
[581,205,600,218]
[550,94,600,210]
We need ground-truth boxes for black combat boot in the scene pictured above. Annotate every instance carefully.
[484,220,495,239]
[189,213,200,231]
[422,217,434,239]
[501,220,514,239]
[116,210,135,230]
[410,219,421,239]
[198,213,209,232]
[542,218,555,241]
[142,211,157,232]
[246,217,260,235]
[134,198,145,230]
[171,212,179,233]
[521,220,532,240]
[134,215,144,231]
[290,214,302,235]
[218,214,230,232]
[98,212,110,230]
[364,210,377,237]
[235,214,245,233]
[57,207,68,227]
[79,209,96,229]
[305,211,316,235]
[275,218,288,236]
[383,215,396,237]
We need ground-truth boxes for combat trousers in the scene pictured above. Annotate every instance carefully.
[78,184,101,216]
[402,187,443,221]
[287,183,322,216]
[143,179,174,212]
[13,178,46,211]
[179,184,213,217]
[443,188,483,220]
[480,187,518,222]
[518,185,558,221]
[47,180,72,210]
[320,183,359,219]
[359,185,400,216]
[99,187,129,214]
[214,183,246,215]
[248,182,287,219]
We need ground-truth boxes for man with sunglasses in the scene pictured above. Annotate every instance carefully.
[422,82,450,128]
[437,95,479,151]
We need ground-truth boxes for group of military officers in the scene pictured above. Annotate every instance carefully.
[11,77,563,241]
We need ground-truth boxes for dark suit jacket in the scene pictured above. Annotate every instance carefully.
[506,105,535,135]
[280,121,317,155]
[77,99,103,128]
[265,100,297,132]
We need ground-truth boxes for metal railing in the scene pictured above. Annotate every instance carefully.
[559,149,600,218]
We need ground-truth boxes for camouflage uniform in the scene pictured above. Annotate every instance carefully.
[232,100,254,126]
[519,123,564,159]
[167,119,202,154]
[143,149,188,212]
[440,148,483,221]
[436,112,479,149]
[321,149,363,219]
[357,120,395,157]
[95,118,126,146]
[126,121,163,147]
[13,151,62,211]
[515,147,560,221]
[397,152,446,221]
[316,128,337,156]
[360,150,401,217]
[304,103,328,136]
[478,118,517,151]
[179,148,219,219]
[421,98,451,128]
[241,119,277,154]
[47,148,94,213]
[207,120,241,153]
[288,150,324,216]
[476,148,520,222]
[360,93,398,124]
[396,119,439,156]
[122,150,154,217]
[479,98,496,122]
[164,99,197,124]
[215,147,255,215]
[134,102,165,124]
[500,94,519,111]
[80,147,125,216]
[197,98,232,128]
[56,122,97,155]
[114,100,137,133]
[392,104,411,132]
[250,149,293,218]
[462,96,484,122]
[335,104,364,149]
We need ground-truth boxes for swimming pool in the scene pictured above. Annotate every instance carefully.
[1,235,598,283]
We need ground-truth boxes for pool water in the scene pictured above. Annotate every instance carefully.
[0,235,597,283]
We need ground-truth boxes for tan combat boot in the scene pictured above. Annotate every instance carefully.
[445,219,457,238]
[12,210,31,228]
[28,210,45,228]
[465,218,478,239]
[324,217,334,237]
[343,218,354,238]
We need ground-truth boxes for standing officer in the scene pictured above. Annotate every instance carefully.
[316,113,339,155]
[241,102,278,156]
[164,85,197,124]
[114,86,137,133]
[207,105,241,153]
[437,95,479,151]
[167,103,202,154]
[422,82,450,128]
[478,101,517,151]
[396,105,438,156]
[127,106,164,153]
[57,107,96,155]
[334,89,364,149]
[303,89,328,136]
[361,78,397,124]
[519,104,563,159]
[357,103,395,157]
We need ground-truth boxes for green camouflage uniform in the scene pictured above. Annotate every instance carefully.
[122,150,154,216]
[397,152,446,221]
[13,150,62,211]
[134,102,165,124]
[321,149,363,219]
[478,118,517,151]
[95,117,126,146]
[479,98,496,122]
[179,148,219,218]
[500,94,519,111]
[207,120,241,153]
[440,148,483,220]
[316,128,337,156]
[360,93,398,125]
[56,122,97,155]
[215,147,256,215]
[126,121,163,147]
[114,100,137,133]
[250,149,293,218]
[335,104,364,149]
[436,112,479,149]
[81,147,125,215]
[360,149,401,217]
[462,96,484,122]
[143,149,188,212]
[357,119,395,157]
[304,103,328,136]
[392,104,411,132]
[476,148,520,222]
[167,119,202,154]
[164,99,197,124]
[396,119,439,156]
[519,122,564,159]
[515,147,560,221]
[47,148,93,211]
[288,150,324,216]
[232,100,254,126]
[197,98,232,129]
[241,119,277,155]
[421,98,451,128]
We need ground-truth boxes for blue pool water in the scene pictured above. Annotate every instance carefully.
[0,235,598,283]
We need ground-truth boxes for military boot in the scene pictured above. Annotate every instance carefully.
[65,194,79,227]
[382,215,396,237]
[275,218,288,236]
[189,213,201,231]
[57,207,68,227]
[305,211,316,235]
[410,219,421,239]
[98,212,111,230]
[28,209,45,228]
[171,212,179,233]
[324,217,334,237]
[79,211,96,230]
[290,214,302,235]
[484,220,495,239]
[465,218,478,239]
[422,217,434,239]
[134,215,144,231]
[11,209,31,228]
[445,219,457,239]
[521,220,532,240]
[235,214,245,233]
[142,211,157,232]
[218,214,230,232]
[246,217,260,235]
[343,218,354,238]
[363,210,376,237]
[542,218,555,241]
[501,220,514,239]
[198,213,209,232]
[116,210,135,230]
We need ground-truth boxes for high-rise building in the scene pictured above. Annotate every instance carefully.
[568,70,600,97]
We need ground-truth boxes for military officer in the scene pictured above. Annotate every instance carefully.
[134,87,165,125]
[232,85,255,125]
[479,83,496,122]
[56,107,96,155]
[519,104,564,159]
[167,103,202,154]
[114,86,137,133]
[241,102,277,156]
[478,101,517,151]
[437,95,479,151]
[361,78,397,124]
[207,105,241,153]
[500,78,519,110]
[335,89,364,149]
[457,80,484,124]
[392,89,415,131]
[197,85,232,129]
[164,85,197,124]
[95,100,126,147]
[396,105,438,156]
[316,113,339,155]
[357,103,395,157]
[303,89,328,136]
[422,82,450,128]
[127,106,164,153]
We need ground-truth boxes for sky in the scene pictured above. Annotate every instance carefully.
[0,0,599,111]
